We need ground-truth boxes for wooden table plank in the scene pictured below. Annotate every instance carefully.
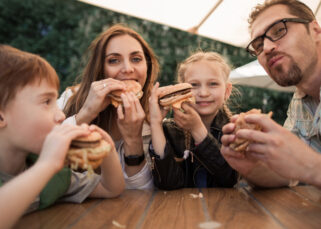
[251,187,321,229]
[14,199,100,229]
[203,188,283,229]
[69,189,154,229]
[291,185,321,205]
[141,188,206,229]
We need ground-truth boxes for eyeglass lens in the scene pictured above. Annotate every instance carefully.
[250,21,287,55]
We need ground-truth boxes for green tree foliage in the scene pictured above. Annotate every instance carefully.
[0,0,292,123]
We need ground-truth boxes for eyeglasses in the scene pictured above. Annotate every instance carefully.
[246,18,311,57]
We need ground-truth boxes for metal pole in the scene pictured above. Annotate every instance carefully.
[188,0,224,34]
[315,0,321,15]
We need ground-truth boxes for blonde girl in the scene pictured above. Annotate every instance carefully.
[148,51,237,189]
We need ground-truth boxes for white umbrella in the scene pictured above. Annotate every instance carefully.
[230,60,296,92]
[79,0,321,48]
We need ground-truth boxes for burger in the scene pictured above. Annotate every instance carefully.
[108,80,143,107]
[158,83,195,109]
[67,131,112,171]
[229,109,272,153]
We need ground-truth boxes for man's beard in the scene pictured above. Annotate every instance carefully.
[268,55,302,87]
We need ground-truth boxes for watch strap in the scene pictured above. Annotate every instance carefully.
[124,154,145,166]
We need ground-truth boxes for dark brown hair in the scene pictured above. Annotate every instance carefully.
[63,24,159,130]
[0,45,59,110]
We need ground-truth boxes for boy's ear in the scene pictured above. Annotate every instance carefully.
[0,111,7,128]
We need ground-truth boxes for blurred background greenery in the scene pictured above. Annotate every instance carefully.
[0,0,293,124]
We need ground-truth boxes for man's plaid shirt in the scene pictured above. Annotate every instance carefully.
[284,88,321,153]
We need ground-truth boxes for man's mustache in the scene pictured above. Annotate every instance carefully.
[266,51,289,64]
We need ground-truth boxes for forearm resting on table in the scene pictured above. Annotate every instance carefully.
[0,162,57,229]
[245,162,289,188]
[301,152,321,188]
[91,150,125,198]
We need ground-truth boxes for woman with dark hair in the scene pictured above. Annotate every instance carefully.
[58,24,159,189]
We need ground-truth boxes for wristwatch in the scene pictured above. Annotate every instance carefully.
[124,154,145,166]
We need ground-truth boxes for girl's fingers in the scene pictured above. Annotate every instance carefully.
[150,82,160,102]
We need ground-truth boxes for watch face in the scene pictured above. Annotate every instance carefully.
[124,154,145,166]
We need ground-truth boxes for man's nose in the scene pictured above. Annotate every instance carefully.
[262,37,277,55]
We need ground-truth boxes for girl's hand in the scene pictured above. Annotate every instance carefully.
[173,102,207,144]
[149,82,169,125]
[38,124,90,174]
[77,79,125,124]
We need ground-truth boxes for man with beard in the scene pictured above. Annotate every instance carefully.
[221,0,321,188]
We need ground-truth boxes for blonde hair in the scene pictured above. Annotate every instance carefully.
[176,51,233,117]
[248,0,315,29]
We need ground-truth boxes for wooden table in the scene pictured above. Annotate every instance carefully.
[15,185,321,229]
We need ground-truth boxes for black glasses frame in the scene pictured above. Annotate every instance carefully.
[246,18,311,57]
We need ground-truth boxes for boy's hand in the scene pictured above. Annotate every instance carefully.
[173,102,207,144]
[88,125,116,152]
[38,124,90,174]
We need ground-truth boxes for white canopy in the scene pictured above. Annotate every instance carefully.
[230,60,296,92]
[79,0,321,48]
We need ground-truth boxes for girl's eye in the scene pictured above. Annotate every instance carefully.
[191,83,199,88]
[209,82,218,86]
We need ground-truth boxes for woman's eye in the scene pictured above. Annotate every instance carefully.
[107,58,119,64]
[132,57,142,62]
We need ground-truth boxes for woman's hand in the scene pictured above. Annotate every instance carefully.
[173,102,207,144]
[117,91,146,175]
[76,79,125,124]
[117,91,146,147]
